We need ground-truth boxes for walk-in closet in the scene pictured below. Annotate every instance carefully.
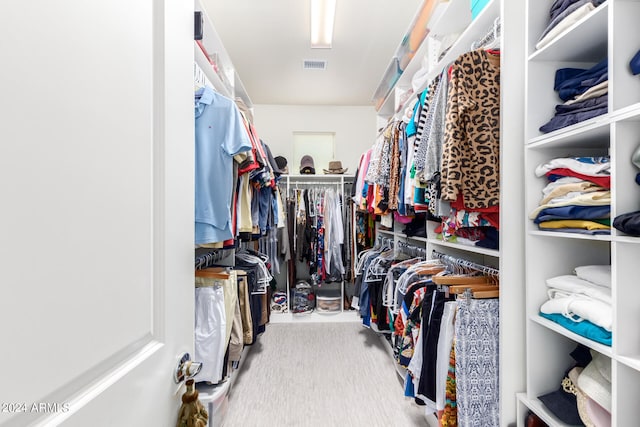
[4,0,639,426]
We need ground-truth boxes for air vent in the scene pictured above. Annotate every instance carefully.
[303,59,327,70]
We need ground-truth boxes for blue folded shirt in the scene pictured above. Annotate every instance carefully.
[539,312,611,346]
[534,205,611,223]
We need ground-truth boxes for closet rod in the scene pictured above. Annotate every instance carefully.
[396,240,427,258]
[195,251,227,269]
[471,17,501,50]
[431,250,499,277]
[282,181,346,185]
[376,235,394,247]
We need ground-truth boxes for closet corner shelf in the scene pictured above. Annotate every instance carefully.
[616,355,640,372]
[610,102,640,123]
[427,238,499,257]
[613,234,640,244]
[527,2,608,63]
[527,115,611,148]
[528,230,612,242]
[530,314,612,357]
[517,393,575,427]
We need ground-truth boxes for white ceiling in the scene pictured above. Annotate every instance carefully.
[202,0,423,106]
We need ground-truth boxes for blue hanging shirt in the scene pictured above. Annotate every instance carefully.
[194,87,252,244]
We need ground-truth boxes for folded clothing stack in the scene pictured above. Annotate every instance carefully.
[539,264,612,346]
[540,58,608,133]
[530,157,611,235]
[536,0,606,51]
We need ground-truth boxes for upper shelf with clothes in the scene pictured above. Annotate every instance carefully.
[194,0,252,108]
[373,0,500,119]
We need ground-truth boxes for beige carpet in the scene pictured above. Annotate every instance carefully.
[223,322,429,427]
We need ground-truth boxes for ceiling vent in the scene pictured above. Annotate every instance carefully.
[303,59,327,70]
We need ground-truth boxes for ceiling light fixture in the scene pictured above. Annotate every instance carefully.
[310,0,336,49]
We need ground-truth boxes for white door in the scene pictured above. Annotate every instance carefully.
[0,1,195,426]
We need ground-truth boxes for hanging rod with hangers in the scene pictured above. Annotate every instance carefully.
[396,240,427,259]
[471,16,501,51]
[431,250,499,278]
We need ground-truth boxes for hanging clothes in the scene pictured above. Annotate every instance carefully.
[441,49,501,210]
[194,86,252,245]
[455,296,500,427]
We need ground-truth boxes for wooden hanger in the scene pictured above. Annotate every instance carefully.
[195,267,230,280]
[414,265,446,275]
[448,284,499,294]
[473,289,500,299]
[432,274,491,285]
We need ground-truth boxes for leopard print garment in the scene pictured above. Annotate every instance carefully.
[441,49,500,209]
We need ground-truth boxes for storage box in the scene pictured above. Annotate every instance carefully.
[197,382,230,427]
[471,0,490,20]
[316,287,342,312]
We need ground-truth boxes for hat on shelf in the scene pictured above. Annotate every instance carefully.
[577,351,612,413]
[538,344,593,425]
[274,156,288,174]
[538,369,584,425]
[299,155,315,174]
[323,160,348,174]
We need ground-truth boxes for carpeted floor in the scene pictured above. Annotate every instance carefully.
[222,321,430,427]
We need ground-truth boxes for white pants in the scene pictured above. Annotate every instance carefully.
[193,284,226,384]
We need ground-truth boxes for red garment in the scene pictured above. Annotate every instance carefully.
[450,193,500,213]
[546,168,611,189]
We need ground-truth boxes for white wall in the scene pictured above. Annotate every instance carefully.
[253,104,378,174]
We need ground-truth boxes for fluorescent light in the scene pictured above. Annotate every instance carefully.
[310,0,336,49]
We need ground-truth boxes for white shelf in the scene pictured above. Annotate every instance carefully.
[617,355,640,372]
[194,0,252,106]
[530,315,612,357]
[527,113,612,146]
[613,235,640,244]
[404,235,429,244]
[282,174,355,180]
[528,2,608,62]
[528,230,612,241]
[428,0,472,37]
[610,102,640,122]
[377,228,395,236]
[517,393,575,427]
[428,238,499,257]
[195,41,233,98]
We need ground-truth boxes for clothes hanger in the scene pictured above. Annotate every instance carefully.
[472,289,500,299]
[432,273,492,285]
[195,267,230,281]
[448,283,499,294]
